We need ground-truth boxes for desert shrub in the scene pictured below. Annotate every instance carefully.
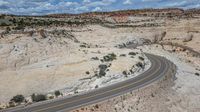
[94,104,99,109]
[136,62,144,69]
[98,64,108,77]
[91,57,99,60]
[103,53,117,62]
[138,56,144,61]
[99,69,106,77]
[48,96,54,99]
[10,95,25,103]
[129,69,133,74]
[95,85,99,88]
[6,27,11,32]
[31,94,46,102]
[195,73,200,76]
[99,64,108,70]
[80,44,87,48]
[120,54,126,57]
[128,52,136,56]
[54,91,61,97]
[108,63,112,67]
[85,71,90,74]
[122,71,128,77]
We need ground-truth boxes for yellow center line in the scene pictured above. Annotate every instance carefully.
[33,56,164,112]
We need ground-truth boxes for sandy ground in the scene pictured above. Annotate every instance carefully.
[0,27,149,103]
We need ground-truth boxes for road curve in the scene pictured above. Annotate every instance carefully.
[3,53,175,112]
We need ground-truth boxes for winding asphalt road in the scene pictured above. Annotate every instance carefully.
[3,53,175,112]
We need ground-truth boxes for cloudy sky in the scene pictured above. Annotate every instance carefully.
[0,0,200,15]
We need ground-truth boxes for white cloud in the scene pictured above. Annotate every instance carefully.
[87,0,116,7]
[123,0,132,5]
[60,2,79,7]
[75,6,89,12]
[92,7,102,11]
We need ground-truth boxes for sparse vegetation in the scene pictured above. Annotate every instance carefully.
[80,43,90,48]
[98,64,108,77]
[10,95,25,103]
[5,27,11,33]
[91,57,99,60]
[103,53,117,62]
[120,54,126,57]
[128,52,136,56]
[122,71,128,77]
[86,71,90,74]
[136,62,144,69]
[138,56,144,61]
[95,85,99,88]
[55,91,62,97]
[31,94,46,102]
[195,72,200,76]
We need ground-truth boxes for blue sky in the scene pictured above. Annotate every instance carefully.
[0,0,200,15]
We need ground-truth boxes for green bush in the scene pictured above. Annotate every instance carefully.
[10,95,25,103]
[120,54,126,57]
[138,56,144,61]
[122,71,128,77]
[91,57,99,60]
[99,64,108,71]
[85,71,90,74]
[99,69,106,77]
[195,73,200,76]
[98,64,108,77]
[31,94,46,102]
[80,44,87,48]
[103,53,117,62]
[55,91,61,97]
[128,52,136,56]
[136,62,144,69]
[95,85,99,88]
[6,27,11,32]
